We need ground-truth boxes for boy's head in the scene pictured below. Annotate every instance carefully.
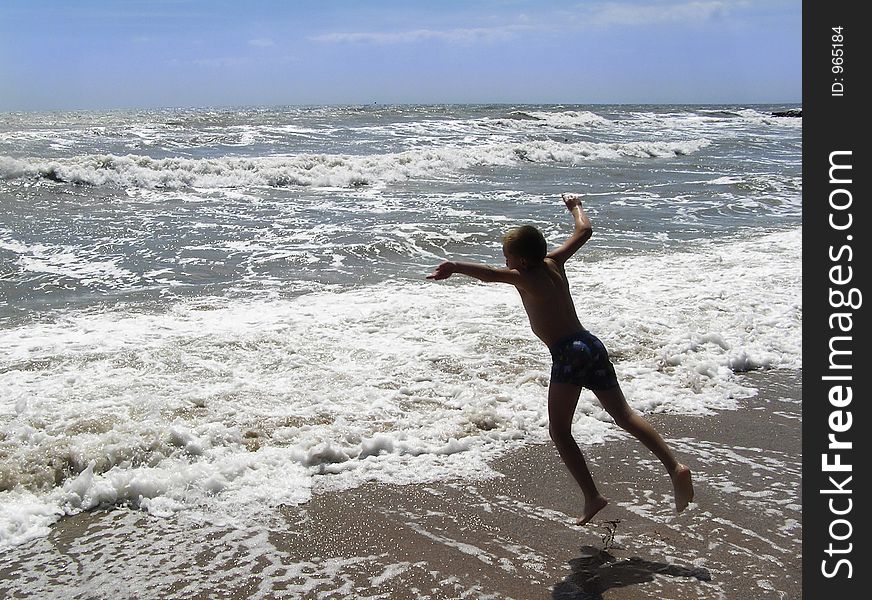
[502,225,547,270]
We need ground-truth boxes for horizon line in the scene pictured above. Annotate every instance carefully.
[0,100,803,114]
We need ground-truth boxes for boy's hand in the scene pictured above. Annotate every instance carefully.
[426,261,455,280]
[561,193,582,210]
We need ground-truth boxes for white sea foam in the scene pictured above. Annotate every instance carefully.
[620,108,802,134]
[0,227,800,547]
[0,137,711,189]
[0,237,137,288]
[526,110,613,128]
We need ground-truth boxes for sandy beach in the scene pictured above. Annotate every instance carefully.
[0,369,800,599]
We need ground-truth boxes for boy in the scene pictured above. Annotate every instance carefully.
[426,194,694,526]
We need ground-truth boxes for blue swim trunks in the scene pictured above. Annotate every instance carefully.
[549,330,619,390]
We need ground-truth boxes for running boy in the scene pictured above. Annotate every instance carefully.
[426,194,694,525]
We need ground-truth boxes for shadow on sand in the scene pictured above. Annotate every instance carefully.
[552,546,712,600]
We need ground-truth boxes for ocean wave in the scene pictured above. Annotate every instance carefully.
[0,138,711,190]
[523,110,613,128]
[504,110,543,121]
[0,227,800,546]
[614,108,803,133]
[492,109,612,129]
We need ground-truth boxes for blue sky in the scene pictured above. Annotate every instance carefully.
[0,0,800,110]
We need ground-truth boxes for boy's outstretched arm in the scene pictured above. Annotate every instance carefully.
[546,194,593,265]
[427,261,522,285]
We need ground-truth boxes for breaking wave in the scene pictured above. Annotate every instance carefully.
[0,138,711,189]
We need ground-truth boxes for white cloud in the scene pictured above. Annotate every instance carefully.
[309,2,739,47]
[580,1,732,27]
[310,25,525,45]
[167,57,250,68]
[249,38,276,48]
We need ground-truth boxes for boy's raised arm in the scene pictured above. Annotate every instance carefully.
[546,194,593,265]
[427,261,521,285]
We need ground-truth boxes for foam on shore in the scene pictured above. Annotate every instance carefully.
[0,228,800,547]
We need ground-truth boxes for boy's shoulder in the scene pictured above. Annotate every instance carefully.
[542,257,567,278]
[519,258,567,289]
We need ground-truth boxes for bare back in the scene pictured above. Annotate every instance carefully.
[514,258,584,347]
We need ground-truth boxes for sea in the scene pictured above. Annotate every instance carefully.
[0,104,801,581]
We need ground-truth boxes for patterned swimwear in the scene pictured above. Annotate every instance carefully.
[549,330,619,390]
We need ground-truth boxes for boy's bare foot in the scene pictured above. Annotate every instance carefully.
[576,495,608,526]
[671,464,694,513]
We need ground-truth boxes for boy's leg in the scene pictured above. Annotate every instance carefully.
[548,381,608,525]
[592,385,694,512]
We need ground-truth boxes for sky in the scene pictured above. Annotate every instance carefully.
[0,0,801,110]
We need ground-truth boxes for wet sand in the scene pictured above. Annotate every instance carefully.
[0,370,801,599]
